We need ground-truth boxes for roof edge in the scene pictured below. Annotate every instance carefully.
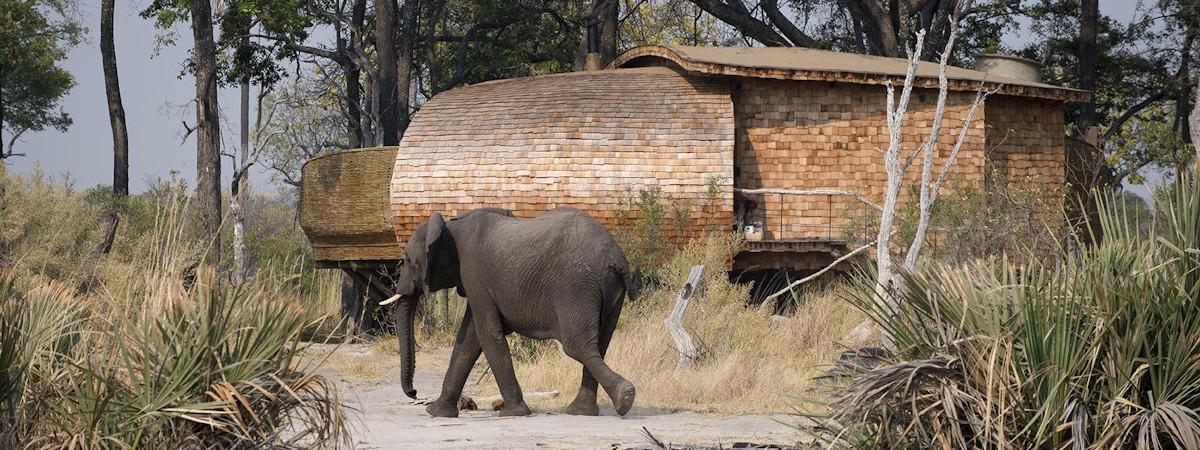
[609,45,1090,102]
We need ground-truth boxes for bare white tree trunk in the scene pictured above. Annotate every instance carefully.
[875,30,925,304]
[233,80,250,281]
[1191,77,1200,173]
[866,2,984,350]
[229,85,285,281]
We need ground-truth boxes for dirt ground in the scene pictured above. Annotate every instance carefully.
[310,343,802,449]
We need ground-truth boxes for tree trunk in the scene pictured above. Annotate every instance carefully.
[192,0,222,263]
[396,0,418,137]
[1191,77,1200,173]
[376,0,399,146]
[96,0,128,256]
[599,0,618,65]
[434,289,449,331]
[1078,0,1098,133]
[233,80,250,279]
[346,0,366,148]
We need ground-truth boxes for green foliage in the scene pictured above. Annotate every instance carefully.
[419,0,582,95]
[619,0,734,48]
[0,0,81,153]
[1021,0,1199,181]
[809,176,1200,449]
[615,179,729,281]
[616,185,671,279]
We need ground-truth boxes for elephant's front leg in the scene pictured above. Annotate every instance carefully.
[471,300,531,416]
[426,307,481,418]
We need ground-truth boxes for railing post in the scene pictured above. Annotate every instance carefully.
[828,194,833,240]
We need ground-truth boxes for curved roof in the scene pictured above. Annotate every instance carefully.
[390,66,735,244]
[611,45,1089,102]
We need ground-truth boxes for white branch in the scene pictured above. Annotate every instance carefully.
[760,239,876,307]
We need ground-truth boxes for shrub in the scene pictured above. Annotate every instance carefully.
[0,168,348,448]
[840,176,1064,265]
[808,176,1200,449]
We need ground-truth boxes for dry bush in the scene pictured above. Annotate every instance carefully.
[477,233,864,414]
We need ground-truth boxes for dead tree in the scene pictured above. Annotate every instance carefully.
[873,2,994,347]
[664,265,705,370]
[1192,77,1200,173]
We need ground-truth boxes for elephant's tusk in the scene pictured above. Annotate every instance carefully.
[379,294,402,306]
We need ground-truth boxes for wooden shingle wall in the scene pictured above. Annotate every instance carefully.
[733,79,988,240]
[391,67,735,246]
[984,95,1068,222]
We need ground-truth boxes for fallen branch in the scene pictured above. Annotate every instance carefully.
[664,265,705,370]
[760,240,876,309]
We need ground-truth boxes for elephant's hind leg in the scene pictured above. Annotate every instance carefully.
[427,307,481,418]
[565,305,621,416]
[560,299,635,416]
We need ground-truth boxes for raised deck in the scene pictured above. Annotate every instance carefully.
[734,238,862,272]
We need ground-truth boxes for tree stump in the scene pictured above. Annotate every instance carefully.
[664,265,704,370]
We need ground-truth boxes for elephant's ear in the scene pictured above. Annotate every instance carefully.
[422,212,447,295]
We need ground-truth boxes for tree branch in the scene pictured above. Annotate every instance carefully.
[760,0,816,47]
[689,0,790,46]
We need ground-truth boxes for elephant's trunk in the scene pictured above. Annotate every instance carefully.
[396,295,418,399]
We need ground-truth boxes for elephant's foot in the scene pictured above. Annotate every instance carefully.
[498,401,532,417]
[425,399,460,418]
[564,396,599,416]
[605,379,636,416]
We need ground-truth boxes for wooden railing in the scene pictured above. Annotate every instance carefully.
[734,187,879,241]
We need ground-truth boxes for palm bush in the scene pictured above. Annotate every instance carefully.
[0,272,348,449]
[0,172,349,448]
[815,176,1200,449]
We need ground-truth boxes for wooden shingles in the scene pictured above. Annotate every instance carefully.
[390,67,735,245]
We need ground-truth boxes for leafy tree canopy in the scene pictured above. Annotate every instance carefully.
[0,0,82,156]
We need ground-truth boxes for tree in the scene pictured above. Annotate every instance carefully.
[397,0,418,135]
[0,0,81,159]
[1024,0,1200,185]
[377,0,399,145]
[142,0,224,262]
[259,73,348,188]
[1078,0,1097,133]
[94,0,129,256]
[685,0,1016,61]
[618,0,733,48]
[192,0,222,263]
[1193,77,1200,172]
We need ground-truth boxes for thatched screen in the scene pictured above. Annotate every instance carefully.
[300,147,402,263]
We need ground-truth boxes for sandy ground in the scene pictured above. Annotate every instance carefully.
[309,343,802,449]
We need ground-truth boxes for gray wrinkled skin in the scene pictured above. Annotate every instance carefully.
[392,207,639,418]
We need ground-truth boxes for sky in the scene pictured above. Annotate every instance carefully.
[7,0,1148,195]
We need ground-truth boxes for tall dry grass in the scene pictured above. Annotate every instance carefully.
[478,233,864,414]
[0,169,349,448]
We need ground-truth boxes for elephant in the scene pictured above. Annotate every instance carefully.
[389,206,640,417]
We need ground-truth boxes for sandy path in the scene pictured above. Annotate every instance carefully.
[310,344,801,449]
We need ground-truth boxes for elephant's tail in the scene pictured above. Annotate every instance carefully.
[621,267,642,302]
